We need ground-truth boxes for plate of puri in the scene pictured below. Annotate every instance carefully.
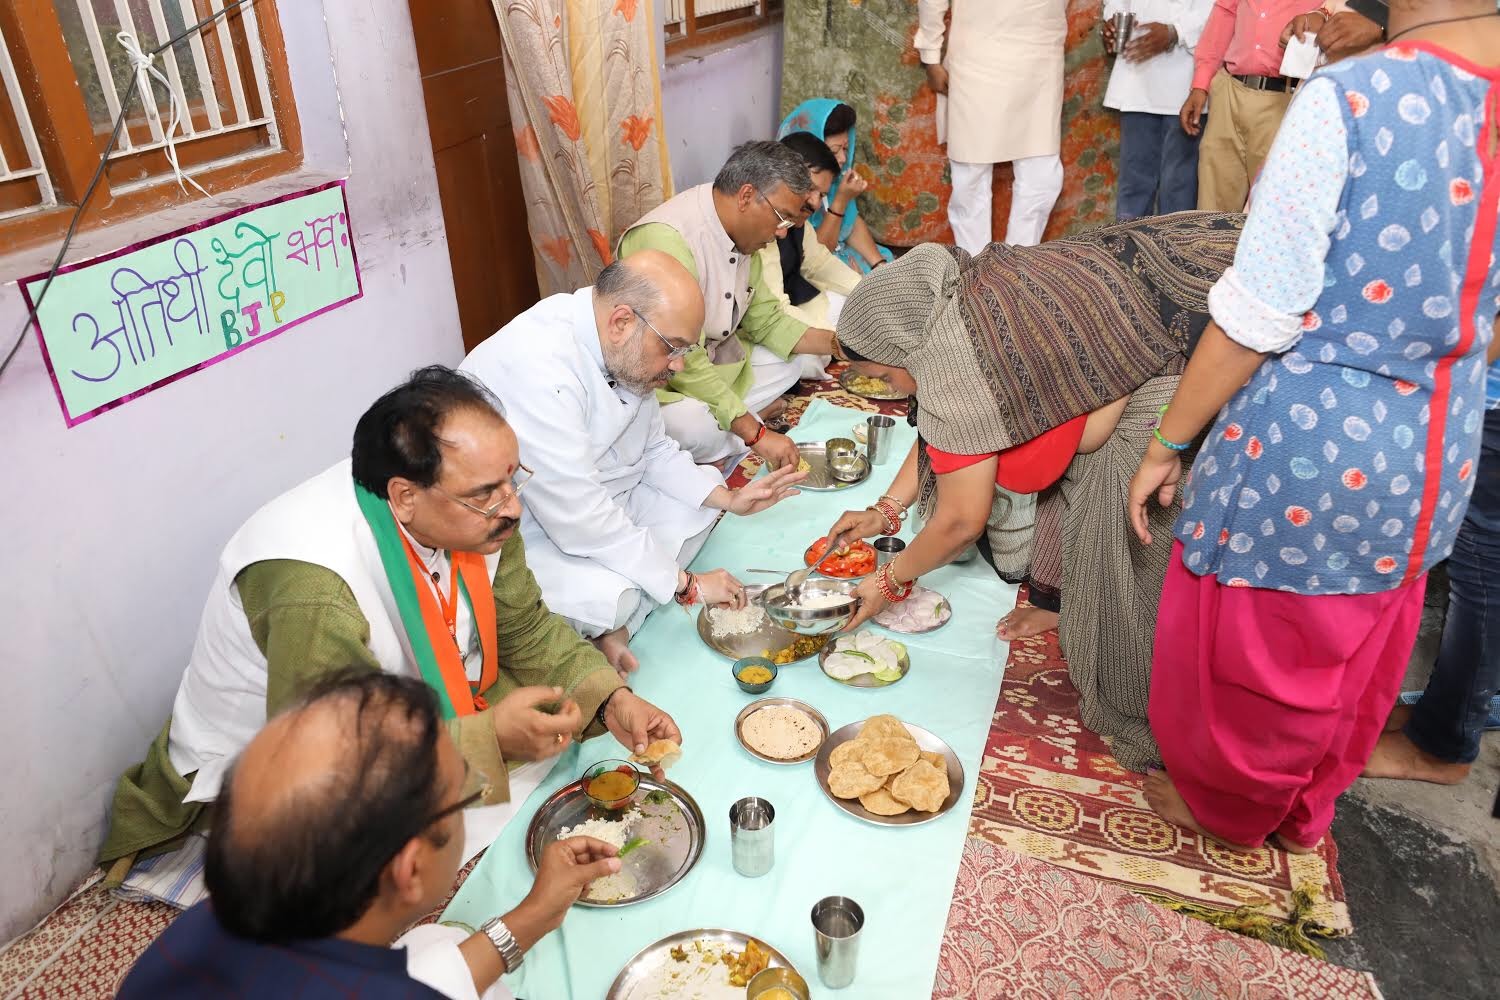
[813,714,964,826]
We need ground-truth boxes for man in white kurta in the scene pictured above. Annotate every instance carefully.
[461,251,805,674]
[916,0,1068,252]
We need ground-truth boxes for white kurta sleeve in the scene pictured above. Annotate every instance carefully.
[803,224,862,297]
[915,0,950,64]
[640,403,724,507]
[500,365,684,605]
[398,924,514,1000]
[1174,0,1215,51]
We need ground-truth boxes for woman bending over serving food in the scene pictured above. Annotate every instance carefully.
[824,212,1243,772]
[1128,3,1500,852]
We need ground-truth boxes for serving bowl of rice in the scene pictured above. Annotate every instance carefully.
[761,578,861,636]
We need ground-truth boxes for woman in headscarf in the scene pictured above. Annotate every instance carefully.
[825,212,1243,772]
[778,99,895,273]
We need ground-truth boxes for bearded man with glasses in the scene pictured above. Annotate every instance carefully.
[617,140,844,467]
[462,252,806,676]
[99,368,680,906]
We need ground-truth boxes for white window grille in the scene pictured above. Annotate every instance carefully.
[665,1,762,27]
[694,0,760,16]
[0,22,57,221]
[61,0,279,167]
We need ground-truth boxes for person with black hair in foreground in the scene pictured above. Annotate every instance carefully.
[98,366,679,899]
[756,132,863,335]
[119,672,614,999]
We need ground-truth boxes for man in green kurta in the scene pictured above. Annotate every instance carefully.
[99,367,682,883]
[618,140,841,467]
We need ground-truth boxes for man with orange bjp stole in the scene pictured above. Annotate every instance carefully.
[98,367,679,902]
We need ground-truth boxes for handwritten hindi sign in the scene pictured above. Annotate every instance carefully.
[22,180,362,426]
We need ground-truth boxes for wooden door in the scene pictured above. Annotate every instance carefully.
[408,1,539,352]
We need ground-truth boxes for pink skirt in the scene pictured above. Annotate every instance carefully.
[1149,543,1426,848]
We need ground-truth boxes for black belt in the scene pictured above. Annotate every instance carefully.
[1232,73,1295,93]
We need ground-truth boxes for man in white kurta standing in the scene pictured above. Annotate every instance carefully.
[917,0,1068,253]
[462,251,806,675]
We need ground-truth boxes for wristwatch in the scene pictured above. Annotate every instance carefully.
[480,915,524,974]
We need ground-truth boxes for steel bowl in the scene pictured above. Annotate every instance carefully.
[761,578,861,636]
[746,966,811,999]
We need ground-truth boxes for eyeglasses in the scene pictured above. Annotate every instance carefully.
[425,764,491,827]
[633,307,696,360]
[434,464,534,519]
[755,188,796,231]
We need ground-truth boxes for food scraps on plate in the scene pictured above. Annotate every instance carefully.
[651,938,770,994]
[804,537,876,578]
[847,374,895,396]
[827,715,950,817]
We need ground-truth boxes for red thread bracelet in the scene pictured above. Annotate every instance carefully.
[747,423,767,447]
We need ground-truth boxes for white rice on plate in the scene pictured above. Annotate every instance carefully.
[556,808,640,849]
[708,605,768,637]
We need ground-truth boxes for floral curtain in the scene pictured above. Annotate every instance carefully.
[491,0,673,294]
[780,0,1118,247]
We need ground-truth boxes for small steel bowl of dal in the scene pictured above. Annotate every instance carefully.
[746,966,811,1000]
[581,759,641,811]
[733,656,779,694]
[762,578,862,636]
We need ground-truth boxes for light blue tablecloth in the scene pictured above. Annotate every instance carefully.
[442,400,1016,997]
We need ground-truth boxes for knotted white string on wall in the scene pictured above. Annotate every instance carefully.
[116,31,215,201]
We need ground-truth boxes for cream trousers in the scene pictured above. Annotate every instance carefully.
[948,154,1064,254]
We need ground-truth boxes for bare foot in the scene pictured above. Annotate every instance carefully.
[1383,702,1414,733]
[591,626,640,679]
[1272,833,1320,855]
[996,606,1059,641]
[758,396,790,423]
[1361,730,1471,784]
[1143,770,1260,852]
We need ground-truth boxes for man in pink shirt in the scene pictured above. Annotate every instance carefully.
[1180,0,1323,211]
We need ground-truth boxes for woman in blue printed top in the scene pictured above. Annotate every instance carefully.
[1127,0,1500,854]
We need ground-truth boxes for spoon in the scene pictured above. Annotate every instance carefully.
[785,533,852,599]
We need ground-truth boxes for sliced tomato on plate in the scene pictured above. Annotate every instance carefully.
[803,538,876,578]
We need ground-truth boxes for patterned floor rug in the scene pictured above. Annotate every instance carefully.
[974,597,1353,937]
[934,837,1379,999]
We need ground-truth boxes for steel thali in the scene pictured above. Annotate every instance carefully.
[525,775,704,907]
